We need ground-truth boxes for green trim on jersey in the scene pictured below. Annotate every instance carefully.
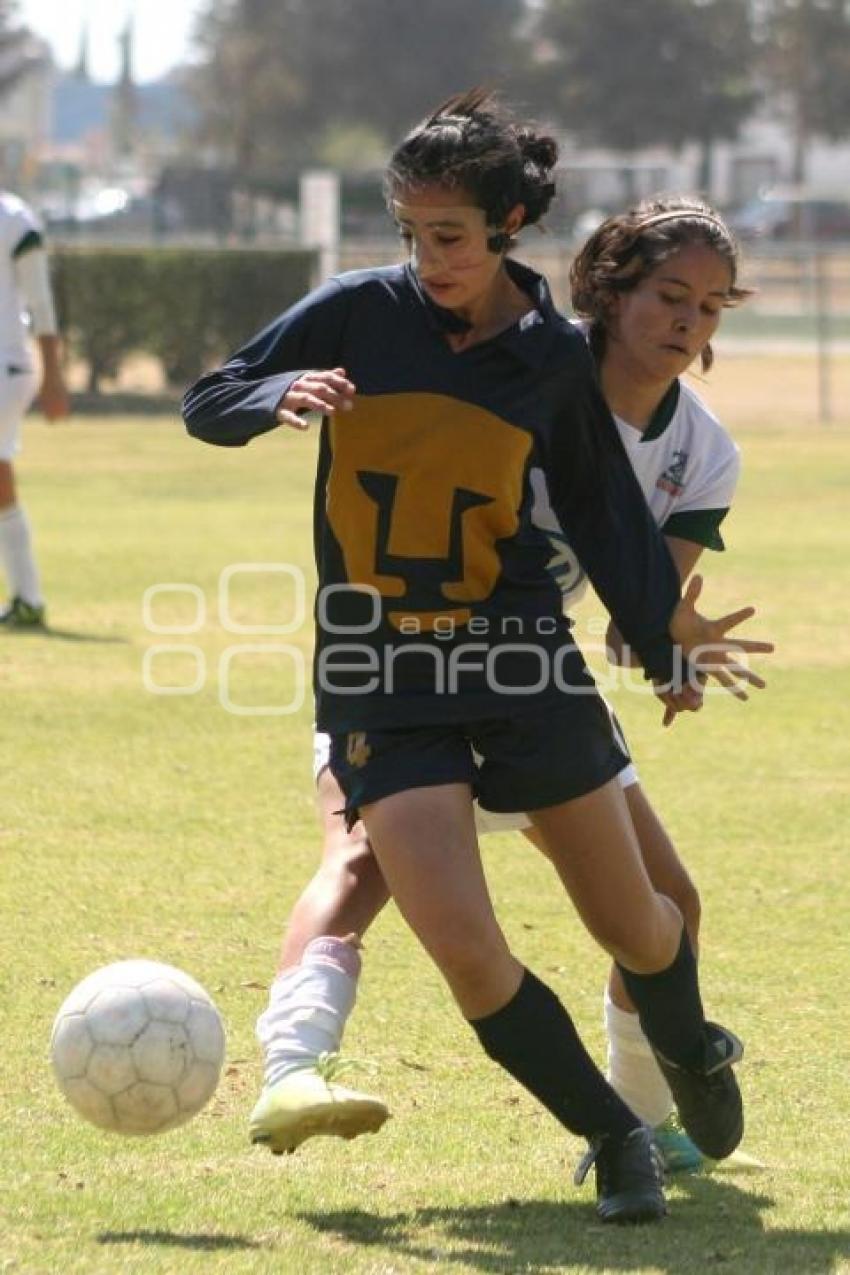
[641,380,681,442]
[662,506,729,551]
[11,228,43,259]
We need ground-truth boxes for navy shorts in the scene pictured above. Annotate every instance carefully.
[328,693,630,830]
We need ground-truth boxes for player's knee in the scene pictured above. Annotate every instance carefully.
[427,930,512,1006]
[657,866,701,946]
[318,828,389,911]
[323,828,369,879]
[589,902,678,974]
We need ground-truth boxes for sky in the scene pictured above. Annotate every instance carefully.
[16,0,205,83]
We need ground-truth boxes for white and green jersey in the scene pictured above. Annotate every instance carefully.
[0,191,43,367]
[531,372,740,610]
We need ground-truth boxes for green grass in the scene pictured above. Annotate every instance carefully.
[2,385,850,1273]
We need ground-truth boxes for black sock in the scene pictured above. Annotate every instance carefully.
[470,968,639,1141]
[616,928,705,1068]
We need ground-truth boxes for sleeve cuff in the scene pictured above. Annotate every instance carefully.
[635,634,678,683]
[662,507,730,551]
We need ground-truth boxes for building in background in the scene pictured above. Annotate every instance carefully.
[0,26,52,187]
[557,109,850,232]
[3,11,849,244]
[2,16,192,236]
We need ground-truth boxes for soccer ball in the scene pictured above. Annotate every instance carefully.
[50,959,226,1136]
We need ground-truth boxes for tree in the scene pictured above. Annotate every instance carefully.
[758,0,850,184]
[188,0,532,182]
[306,0,533,141]
[537,0,759,191]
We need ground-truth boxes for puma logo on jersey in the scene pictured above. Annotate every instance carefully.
[346,732,372,769]
[657,450,688,495]
[327,393,531,631]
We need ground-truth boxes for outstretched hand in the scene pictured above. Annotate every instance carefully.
[666,574,774,707]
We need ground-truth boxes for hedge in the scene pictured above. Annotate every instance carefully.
[52,246,318,393]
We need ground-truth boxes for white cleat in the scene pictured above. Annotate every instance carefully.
[249,1058,390,1155]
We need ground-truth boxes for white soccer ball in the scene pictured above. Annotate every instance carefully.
[50,959,226,1136]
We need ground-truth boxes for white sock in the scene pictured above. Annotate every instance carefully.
[604,990,675,1128]
[0,505,42,606]
[256,936,362,1089]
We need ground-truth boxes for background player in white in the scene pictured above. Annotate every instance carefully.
[523,195,751,1170]
[251,196,752,1169]
[0,190,69,628]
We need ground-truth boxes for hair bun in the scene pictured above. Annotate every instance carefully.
[515,128,558,172]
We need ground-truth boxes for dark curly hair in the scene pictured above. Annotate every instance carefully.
[570,197,754,372]
[384,88,558,250]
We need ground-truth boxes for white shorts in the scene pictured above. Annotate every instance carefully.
[313,728,333,782]
[312,704,639,837]
[0,363,39,461]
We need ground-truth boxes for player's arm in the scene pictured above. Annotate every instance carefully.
[35,335,69,421]
[544,363,683,685]
[665,536,706,583]
[183,278,351,447]
[13,240,69,421]
[606,537,705,666]
[545,362,768,697]
[605,443,740,666]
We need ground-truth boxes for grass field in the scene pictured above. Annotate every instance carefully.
[2,356,849,1274]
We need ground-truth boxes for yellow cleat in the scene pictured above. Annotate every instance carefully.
[249,1058,390,1155]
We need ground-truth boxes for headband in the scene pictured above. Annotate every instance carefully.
[634,210,730,234]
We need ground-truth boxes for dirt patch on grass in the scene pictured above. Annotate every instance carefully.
[686,353,850,428]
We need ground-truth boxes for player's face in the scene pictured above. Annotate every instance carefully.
[392,186,506,314]
[610,244,732,383]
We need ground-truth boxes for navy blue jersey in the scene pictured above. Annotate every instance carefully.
[184,261,681,731]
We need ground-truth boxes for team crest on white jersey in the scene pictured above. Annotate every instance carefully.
[657,450,689,496]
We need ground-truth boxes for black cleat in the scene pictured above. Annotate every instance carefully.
[0,596,46,629]
[652,1021,744,1161]
[574,1126,667,1225]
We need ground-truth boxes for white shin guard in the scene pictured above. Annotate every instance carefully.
[604,990,675,1128]
[256,937,362,1089]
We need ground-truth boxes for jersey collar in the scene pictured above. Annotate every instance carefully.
[640,379,681,442]
[405,258,561,370]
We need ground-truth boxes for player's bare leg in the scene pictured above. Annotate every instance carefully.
[603,784,703,1170]
[525,789,705,1163]
[277,766,390,971]
[526,781,756,1173]
[529,790,698,1152]
[523,790,688,1136]
[530,781,743,1163]
[361,782,666,1224]
[250,767,391,1154]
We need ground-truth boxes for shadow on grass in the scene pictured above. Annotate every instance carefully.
[97,1230,261,1252]
[1,626,128,644]
[298,1176,850,1273]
